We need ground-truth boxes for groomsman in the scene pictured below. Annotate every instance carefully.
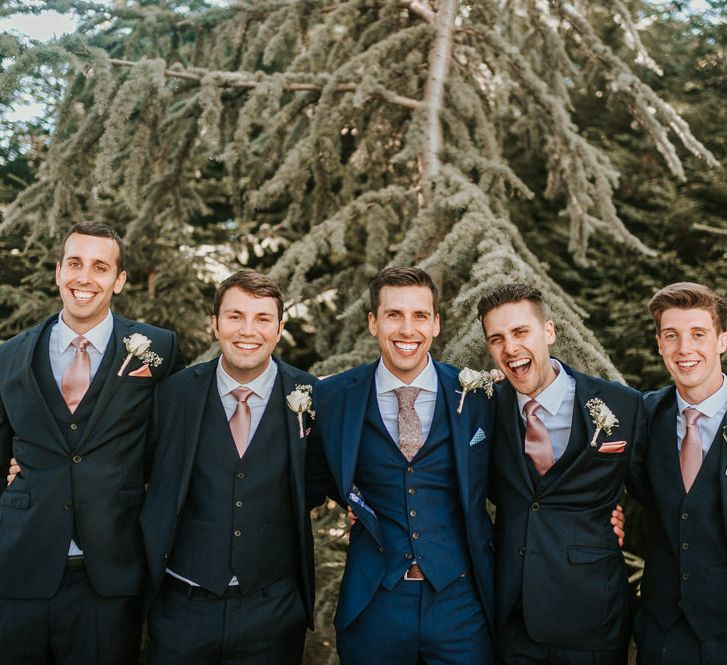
[632,282,727,665]
[140,269,328,665]
[315,267,496,665]
[0,221,182,664]
[478,283,643,665]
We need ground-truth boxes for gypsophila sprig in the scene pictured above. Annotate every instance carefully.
[286,384,315,438]
[117,333,163,377]
[456,367,494,415]
[586,398,619,447]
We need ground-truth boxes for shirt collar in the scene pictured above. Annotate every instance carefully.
[676,374,727,419]
[375,355,438,395]
[516,358,570,417]
[216,355,278,401]
[57,309,114,355]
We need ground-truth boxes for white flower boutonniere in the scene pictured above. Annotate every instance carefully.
[456,367,494,414]
[286,384,316,438]
[586,398,619,447]
[117,333,163,377]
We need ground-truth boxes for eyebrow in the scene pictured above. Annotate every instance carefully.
[65,256,111,268]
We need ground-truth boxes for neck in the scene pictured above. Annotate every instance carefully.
[676,373,724,405]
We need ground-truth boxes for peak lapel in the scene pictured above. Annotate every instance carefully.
[340,366,375,496]
[278,360,306,524]
[499,383,535,494]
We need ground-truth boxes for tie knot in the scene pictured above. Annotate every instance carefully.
[524,399,541,418]
[683,407,703,428]
[231,387,255,404]
[394,386,421,409]
[71,335,90,352]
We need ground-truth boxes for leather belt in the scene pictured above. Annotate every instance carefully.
[166,575,242,600]
[66,556,85,568]
[404,563,425,581]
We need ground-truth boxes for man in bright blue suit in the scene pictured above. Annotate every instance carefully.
[314,267,496,665]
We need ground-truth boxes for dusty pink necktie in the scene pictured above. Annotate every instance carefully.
[229,387,255,457]
[524,399,554,476]
[394,387,423,462]
[61,336,91,414]
[681,408,704,492]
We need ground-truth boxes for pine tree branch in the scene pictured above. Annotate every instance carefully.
[692,223,727,236]
[400,0,436,25]
[420,0,459,195]
[104,58,422,110]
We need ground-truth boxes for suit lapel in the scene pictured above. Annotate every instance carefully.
[77,315,132,451]
[340,364,376,496]
[437,363,471,513]
[19,317,67,447]
[651,390,683,496]
[500,382,535,494]
[720,418,727,541]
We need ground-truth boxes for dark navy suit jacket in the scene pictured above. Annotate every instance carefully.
[313,359,496,632]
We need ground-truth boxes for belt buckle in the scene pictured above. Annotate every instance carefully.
[404,564,424,581]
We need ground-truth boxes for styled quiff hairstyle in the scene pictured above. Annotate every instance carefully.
[649,282,727,333]
[477,283,546,323]
[59,221,125,273]
[213,269,284,320]
[369,267,439,315]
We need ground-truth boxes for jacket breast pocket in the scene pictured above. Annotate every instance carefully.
[0,489,30,510]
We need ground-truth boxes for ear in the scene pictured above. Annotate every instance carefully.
[276,319,285,342]
[113,270,127,295]
[368,311,377,337]
[655,333,664,357]
[718,330,727,355]
[432,312,441,338]
[212,315,220,341]
[55,263,61,287]
[545,320,556,345]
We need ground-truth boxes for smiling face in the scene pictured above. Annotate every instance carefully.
[213,286,284,384]
[55,233,127,334]
[657,307,727,403]
[482,299,557,398]
[368,285,440,384]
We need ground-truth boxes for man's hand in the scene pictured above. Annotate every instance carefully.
[611,504,625,548]
[6,457,21,486]
[346,505,358,526]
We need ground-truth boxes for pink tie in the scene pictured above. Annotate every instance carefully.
[394,387,424,462]
[61,336,91,414]
[229,387,255,457]
[681,408,704,492]
[524,399,554,476]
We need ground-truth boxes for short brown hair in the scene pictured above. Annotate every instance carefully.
[477,283,546,322]
[213,269,284,320]
[59,221,125,273]
[649,282,727,333]
[369,267,438,315]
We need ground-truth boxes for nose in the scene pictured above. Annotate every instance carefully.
[503,335,519,356]
[399,315,415,336]
[677,336,693,354]
[237,318,255,336]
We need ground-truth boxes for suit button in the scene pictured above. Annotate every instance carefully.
[682,572,690,581]
[681,512,689,520]
[72,455,82,464]
[69,424,78,431]
[412,532,419,540]
[519,547,526,556]
[64,501,73,510]
[407,466,414,473]
[531,502,540,511]
[235,501,243,508]
[379,547,384,553]
[409,510,416,517]
[163,553,168,560]
[682,542,689,551]
[408,488,416,495]
[237,472,245,479]
[233,530,242,537]
[405,553,413,560]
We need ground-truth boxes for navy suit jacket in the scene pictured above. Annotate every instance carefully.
[313,359,496,632]
[140,356,328,628]
[0,313,182,598]
[491,362,645,650]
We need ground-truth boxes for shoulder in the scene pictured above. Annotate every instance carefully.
[157,359,214,397]
[569,365,640,403]
[433,360,460,383]
[0,316,54,361]
[274,357,318,386]
[315,363,373,395]
[642,385,673,415]
[117,315,177,346]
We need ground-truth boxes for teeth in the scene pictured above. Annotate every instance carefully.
[508,359,530,369]
[394,342,418,351]
[678,361,698,368]
[235,343,260,350]
[73,290,95,301]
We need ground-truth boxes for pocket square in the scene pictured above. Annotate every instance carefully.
[348,490,376,517]
[128,364,152,378]
[468,427,487,447]
[598,440,626,454]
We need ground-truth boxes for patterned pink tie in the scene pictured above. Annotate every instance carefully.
[524,399,554,476]
[229,387,255,457]
[681,408,704,492]
[394,387,423,462]
[61,336,91,414]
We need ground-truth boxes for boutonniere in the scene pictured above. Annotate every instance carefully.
[117,333,163,377]
[286,384,315,438]
[586,398,619,447]
[456,367,494,415]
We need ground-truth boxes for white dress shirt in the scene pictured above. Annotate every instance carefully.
[168,357,279,588]
[676,374,727,456]
[516,359,576,462]
[48,309,114,557]
[375,355,438,445]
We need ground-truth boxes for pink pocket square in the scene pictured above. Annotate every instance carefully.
[598,440,626,454]
[128,364,152,377]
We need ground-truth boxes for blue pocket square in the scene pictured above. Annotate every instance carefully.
[469,427,487,447]
[348,488,376,517]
